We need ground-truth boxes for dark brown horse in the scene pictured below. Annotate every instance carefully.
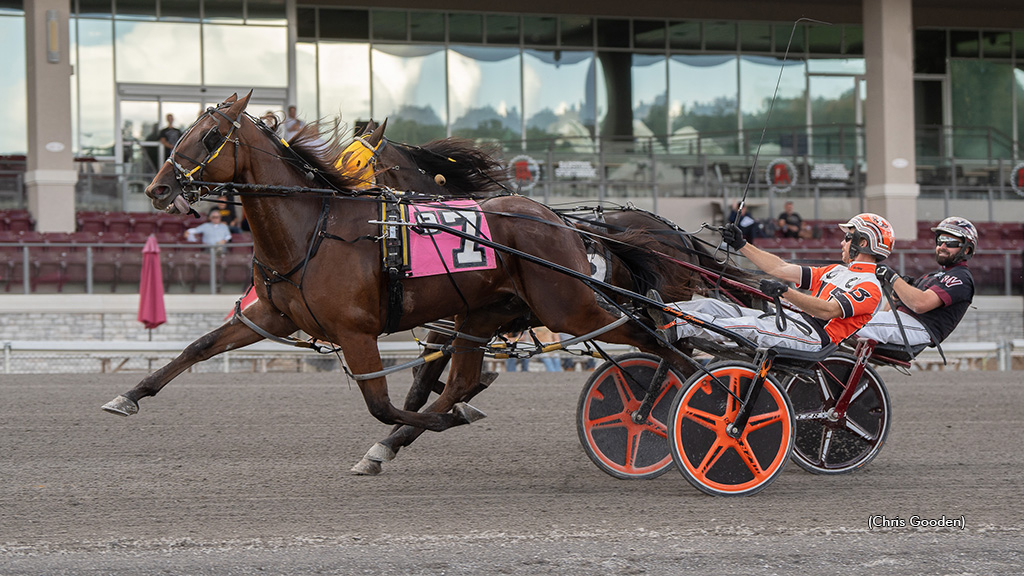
[101,92,696,445]
[338,121,760,473]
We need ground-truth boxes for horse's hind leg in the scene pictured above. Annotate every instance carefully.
[101,300,298,416]
[352,348,496,475]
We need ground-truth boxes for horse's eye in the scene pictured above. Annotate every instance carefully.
[202,128,222,152]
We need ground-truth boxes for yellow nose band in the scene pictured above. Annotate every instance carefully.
[335,137,379,189]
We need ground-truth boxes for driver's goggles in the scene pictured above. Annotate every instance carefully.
[936,234,963,248]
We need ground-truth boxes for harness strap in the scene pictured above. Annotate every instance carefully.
[232,299,338,354]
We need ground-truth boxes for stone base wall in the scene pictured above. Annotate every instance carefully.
[0,295,1021,344]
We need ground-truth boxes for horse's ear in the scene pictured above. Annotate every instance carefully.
[360,120,377,136]
[224,93,238,104]
[227,90,253,115]
[365,118,387,146]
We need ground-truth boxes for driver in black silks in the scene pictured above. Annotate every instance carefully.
[856,216,978,347]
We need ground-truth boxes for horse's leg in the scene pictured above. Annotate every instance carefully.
[339,333,487,433]
[351,347,496,475]
[101,300,298,416]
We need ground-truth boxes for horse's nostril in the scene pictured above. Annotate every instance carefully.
[146,184,170,199]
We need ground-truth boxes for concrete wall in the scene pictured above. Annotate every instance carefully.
[1,294,1019,345]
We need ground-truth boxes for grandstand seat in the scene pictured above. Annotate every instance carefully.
[3,210,34,232]
[156,216,188,237]
[30,249,68,293]
[104,214,135,235]
[0,242,26,292]
[131,213,161,235]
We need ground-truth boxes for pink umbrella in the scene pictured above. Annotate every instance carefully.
[138,234,166,336]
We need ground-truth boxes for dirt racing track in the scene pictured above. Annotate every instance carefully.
[2,368,1022,575]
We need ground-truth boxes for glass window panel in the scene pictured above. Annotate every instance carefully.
[115,21,201,83]
[0,15,27,153]
[247,0,285,24]
[740,56,805,150]
[740,22,771,52]
[808,24,841,54]
[560,16,592,48]
[914,29,946,74]
[981,31,1011,58]
[116,0,155,19]
[295,6,314,38]
[704,22,735,51]
[669,55,738,154]
[371,44,446,143]
[667,21,700,50]
[632,54,667,142]
[448,46,521,142]
[77,18,115,155]
[318,42,370,128]
[119,100,159,163]
[319,9,367,40]
[203,0,242,22]
[597,18,628,49]
[79,0,112,17]
[774,23,804,54]
[0,1,23,14]
[807,58,864,75]
[1016,31,1024,58]
[523,49,597,152]
[950,59,1013,158]
[844,25,863,55]
[373,10,406,41]
[633,19,665,50]
[523,15,555,46]
[950,30,980,58]
[160,0,198,20]
[486,14,518,44]
[296,42,317,120]
[410,12,444,43]
[809,75,857,158]
[204,24,286,87]
[1016,67,1024,159]
[449,13,482,44]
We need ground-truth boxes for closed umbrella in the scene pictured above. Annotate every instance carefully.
[138,234,166,339]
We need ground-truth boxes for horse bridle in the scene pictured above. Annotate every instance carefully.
[167,103,244,205]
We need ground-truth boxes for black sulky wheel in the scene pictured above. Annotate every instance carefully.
[667,362,795,497]
[576,353,685,480]
[783,354,892,475]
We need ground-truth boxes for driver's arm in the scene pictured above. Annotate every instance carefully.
[782,289,842,320]
[736,243,802,284]
[890,277,943,314]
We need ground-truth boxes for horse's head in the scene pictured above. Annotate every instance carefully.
[146,91,253,214]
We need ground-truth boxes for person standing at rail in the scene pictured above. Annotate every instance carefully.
[856,216,977,346]
[648,213,895,352]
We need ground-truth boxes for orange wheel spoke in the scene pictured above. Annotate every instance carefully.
[696,437,728,476]
[744,409,784,433]
[682,406,723,432]
[611,370,639,406]
[734,439,767,478]
[643,415,669,439]
[588,412,629,430]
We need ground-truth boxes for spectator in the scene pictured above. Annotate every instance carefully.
[185,209,233,246]
[727,201,762,243]
[158,113,182,152]
[282,105,304,141]
[777,201,803,239]
[211,195,242,233]
[504,331,530,372]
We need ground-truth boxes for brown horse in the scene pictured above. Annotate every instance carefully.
[101,92,695,445]
[338,121,760,473]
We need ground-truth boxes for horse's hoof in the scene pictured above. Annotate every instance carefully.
[365,442,396,462]
[101,395,138,417]
[350,458,382,476]
[454,402,486,424]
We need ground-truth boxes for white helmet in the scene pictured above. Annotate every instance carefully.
[931,217,978,261]
[839,213,895,261]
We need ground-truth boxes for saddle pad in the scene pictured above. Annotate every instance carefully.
[406,200,497,278]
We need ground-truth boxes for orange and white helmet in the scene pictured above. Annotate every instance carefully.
[839,213,894,260]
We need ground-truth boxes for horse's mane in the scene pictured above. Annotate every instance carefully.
[284,122,365,191]
[398,138,510,195]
